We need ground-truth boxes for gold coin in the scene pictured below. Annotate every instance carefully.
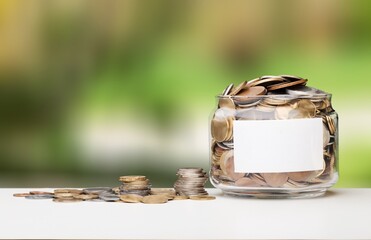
[189,195,216,200]
[247,77,285,88]
[54,189,83,194]
[261,173,288,187]
[13,193,31,197]
[211,109,231,142]
[173,195,189,200]
[141,195,168,204]
[30,191,53,195]
[54,193,78,198]
[74,194,98,200]
[53,198,83,203]
[230,81,248,95]
[150,188,176,195]
[120,194,143,203]
[236,86,267,97]
[296,99,316,117]
[119,175,147,182]
[267,78,307,91]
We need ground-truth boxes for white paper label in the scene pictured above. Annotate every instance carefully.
[233,118,323,173]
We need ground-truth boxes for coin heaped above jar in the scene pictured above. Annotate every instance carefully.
[209,75,338,198]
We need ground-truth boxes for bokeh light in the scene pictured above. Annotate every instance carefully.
[1,0,370,187]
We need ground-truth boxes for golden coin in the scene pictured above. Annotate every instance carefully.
[267,78,307,91]
[150,188,176,195]
[261,173,288,187]
[325,115,336,135]
[247,77,285,87]
[13,193,31,197]
[211,109,230,142]
[189,195,216,200]
[173,195,189,200]
[296,99,316,117]
[54,193,78,198]
[119,175,147,182]
[141,195,168,204]
[124,179,150,186]
[30,191,53,195]
[120,194,143,203]
[74,194,98,200]
[53,198,83,203]
[230,81,248,95]
[54,189,83,194]
[237,86,267,97]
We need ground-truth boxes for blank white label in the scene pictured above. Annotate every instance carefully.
[233,118,323,173]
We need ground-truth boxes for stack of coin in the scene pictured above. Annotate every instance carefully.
[210,75,338,189]
[14,173,216,203]
[119,175,151,196]
[174,168,208,196]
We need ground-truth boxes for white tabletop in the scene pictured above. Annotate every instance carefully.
[1,188,370,239]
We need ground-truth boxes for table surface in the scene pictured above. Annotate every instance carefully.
[1,188,370,239]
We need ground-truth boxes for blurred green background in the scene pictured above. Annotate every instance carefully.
[0,0,370,188]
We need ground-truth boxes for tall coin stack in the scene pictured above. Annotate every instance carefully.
[119,175,151,196]
[174,168,208,196]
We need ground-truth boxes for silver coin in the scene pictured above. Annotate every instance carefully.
[83,187,112,194]
[25,194,54,200]
[99,193,120,202]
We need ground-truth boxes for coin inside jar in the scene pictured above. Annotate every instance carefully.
[261,173,288,187]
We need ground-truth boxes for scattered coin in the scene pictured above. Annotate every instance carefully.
[83,187,112,195]
[13,193,31,197]
[30,191,53,195]
[173,195,189,200]
[189,195,216,200]
[54,189,83,194]
[141,195,168,204]
[120,194,143,203]
[25,194,54,200]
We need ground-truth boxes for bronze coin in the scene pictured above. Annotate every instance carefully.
[261,173,288,187]
[267,79,307,91]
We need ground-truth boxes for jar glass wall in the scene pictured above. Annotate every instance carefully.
[209,86,338,199]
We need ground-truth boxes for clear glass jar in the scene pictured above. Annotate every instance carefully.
[209,84,338,199]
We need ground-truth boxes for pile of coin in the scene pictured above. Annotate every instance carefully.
[14,174,216,203]
[174,168,209,196]
[119,175,151,196]
[210,75,338,189]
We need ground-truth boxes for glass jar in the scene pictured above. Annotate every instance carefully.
[209,82,338,199]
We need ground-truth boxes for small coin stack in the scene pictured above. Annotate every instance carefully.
[119,175,151,196]
[174,168,209,196]
[211,75,338,189]
[14,173,216,203]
